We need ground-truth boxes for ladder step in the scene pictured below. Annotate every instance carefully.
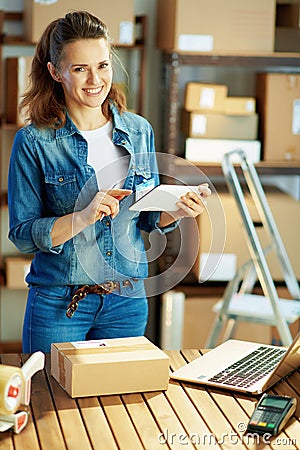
[213,293,300,325]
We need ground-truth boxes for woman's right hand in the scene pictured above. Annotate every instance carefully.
[80,189,132,225]
[51,189,132,247]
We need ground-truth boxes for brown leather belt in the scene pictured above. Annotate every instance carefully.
[66,280,132,318]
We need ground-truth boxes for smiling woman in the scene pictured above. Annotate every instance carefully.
[7,10,210,353]
[47,38,113,129]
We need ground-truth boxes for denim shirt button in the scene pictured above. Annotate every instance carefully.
[58,176,64,182]
[105,221,110,226]
[106,251,112,256]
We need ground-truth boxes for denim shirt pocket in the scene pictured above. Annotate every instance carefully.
[45,171,78,215]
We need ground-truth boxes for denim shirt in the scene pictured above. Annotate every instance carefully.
[8,104,178,293]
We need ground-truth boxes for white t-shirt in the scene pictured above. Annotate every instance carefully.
[80,121,129,189]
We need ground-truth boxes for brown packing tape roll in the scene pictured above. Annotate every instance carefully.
[0,366,25,415]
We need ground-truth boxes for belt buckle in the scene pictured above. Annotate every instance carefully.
[100,281,116,294]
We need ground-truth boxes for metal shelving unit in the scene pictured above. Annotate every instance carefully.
[161,50,300,167]
[158,50,300,343]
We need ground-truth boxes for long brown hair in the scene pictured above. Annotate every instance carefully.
[20,10,127,129]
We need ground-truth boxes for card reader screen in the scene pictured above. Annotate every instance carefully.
[260,397,289,409]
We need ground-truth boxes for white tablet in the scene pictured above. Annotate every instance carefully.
[129,184,201,211]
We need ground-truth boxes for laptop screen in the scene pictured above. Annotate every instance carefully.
[265,332,300,390]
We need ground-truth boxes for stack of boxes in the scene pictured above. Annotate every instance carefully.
[182,82,261,163]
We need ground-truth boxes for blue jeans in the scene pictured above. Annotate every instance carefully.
[22,285,148,353]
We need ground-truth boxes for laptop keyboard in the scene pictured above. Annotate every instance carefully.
[207,346,287,389]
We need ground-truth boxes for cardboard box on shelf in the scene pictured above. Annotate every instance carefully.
[24,0,134,45]
[225,97,256,115]
[5,257,31,289]
[51,336,169,398]
[192,185,300,282]
[184,83,228,113]
[256,73,300,161]
[185,138,261,163]
[5,57,33,126]
[181,111,258,139]
[157,0,276,53]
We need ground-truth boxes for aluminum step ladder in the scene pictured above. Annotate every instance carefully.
[206,149,300,348]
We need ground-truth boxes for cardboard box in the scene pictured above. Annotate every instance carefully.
[181,111,258,139]
[5,257,31,289]
[157,0,276,53]
[6,57,33,125]
[51,336,169,398]
[184,83,228,113]
[185,138,261,163]
[256,73,300,161]
[225,97,256,115]
[192,185,300,282]
[24,0,135,45]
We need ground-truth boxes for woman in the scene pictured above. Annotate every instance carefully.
[8,11,210,352]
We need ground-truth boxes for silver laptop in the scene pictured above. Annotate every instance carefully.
[171,331,300,395]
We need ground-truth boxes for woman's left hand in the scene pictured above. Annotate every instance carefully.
[159,183,211,228]
[174,183,211,219]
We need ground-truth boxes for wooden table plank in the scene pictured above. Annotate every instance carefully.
[100,395,145,449]
[181,385,248,450]
[165,350,192,371]
[165,380,222,449]
[29,358,67,449]
[209,390,267,450]
[143,390,196,450]
[165,349,202,373]
[44,357,93,449]
[0,434,14,450]
[77,397,119,450]
[122,392,170,449]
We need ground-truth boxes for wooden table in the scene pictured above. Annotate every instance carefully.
[0,350,299,449]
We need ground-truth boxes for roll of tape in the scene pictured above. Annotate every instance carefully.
[0,366,25,415]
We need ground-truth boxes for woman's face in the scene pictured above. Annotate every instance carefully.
[53,38,113,113]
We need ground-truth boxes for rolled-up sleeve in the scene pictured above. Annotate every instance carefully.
[31,217,63,253]
[8,129,63,254]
